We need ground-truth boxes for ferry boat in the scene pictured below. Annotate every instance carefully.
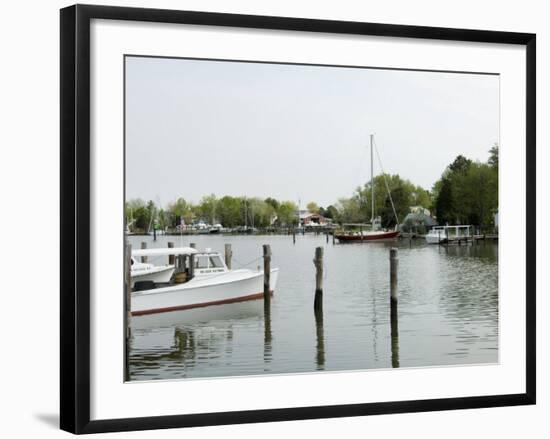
[130,247,279,317]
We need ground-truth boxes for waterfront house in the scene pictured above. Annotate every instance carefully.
[298,210,332,226]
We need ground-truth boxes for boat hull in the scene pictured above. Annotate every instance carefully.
[335,230,400,242]
[131,269,279,316]
[131,265,175,288]
[425,234,444,244]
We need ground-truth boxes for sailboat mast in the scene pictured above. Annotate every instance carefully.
[370,134,374,225]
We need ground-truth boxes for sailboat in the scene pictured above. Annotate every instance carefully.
[335,134,400,242]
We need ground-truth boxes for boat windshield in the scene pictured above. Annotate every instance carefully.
[195,256,209,269]
[209,255,225,268]
[194,254,225,269]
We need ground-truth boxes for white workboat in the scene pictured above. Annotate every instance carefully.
[426,225,471,244]
[130,247,279,317]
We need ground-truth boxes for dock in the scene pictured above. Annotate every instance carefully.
[438,234,498,245]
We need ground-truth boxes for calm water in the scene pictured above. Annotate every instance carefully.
[128,234,498,381]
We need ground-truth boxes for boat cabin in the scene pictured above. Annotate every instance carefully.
[192,252,228,276]
[130,246,230,291]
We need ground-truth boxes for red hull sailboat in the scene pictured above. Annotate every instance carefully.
[335,134,400,243]
[336,230,400,242]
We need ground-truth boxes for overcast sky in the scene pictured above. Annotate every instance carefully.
[125,56,499,208]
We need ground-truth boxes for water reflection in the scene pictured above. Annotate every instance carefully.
[314,304,325,370]
[263,301,272,365]
[128,235,498,380]
[390,304,399,368]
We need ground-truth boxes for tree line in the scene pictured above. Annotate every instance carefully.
[126,144,498,232]
[125,196,300,232]
[433,144,498,227]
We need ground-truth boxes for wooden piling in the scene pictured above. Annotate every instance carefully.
[314,301,325,368]
[263,244,271,303]
[390,247,398,304]
[188,254,195,280]
[390,301,399,368]
[389,247,399,367]
[140,241,147,263]
[224,243,232,269]
[124,242,132,381]
[313,247,324,311]
[264,297,272,348]
[189,243,196,280]
[167,242,175,265]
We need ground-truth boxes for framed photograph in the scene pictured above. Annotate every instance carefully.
[60,4,536,434]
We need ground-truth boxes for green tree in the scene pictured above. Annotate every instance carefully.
[459,162,498,226]
[133,207,149,231]
[306,201,320,214]
[449,155,472,174]
[168,197,194,227]
[125,198,147,231]
[488,143,499,169]
[411,187,432,210]
[433,149,498,227]
[157,208,167,230]
[276,201,298,226]
[380,186,409,228]
[146,200,156,231]
[197,194,218,224]
[246,198,273,228]
[353,174,429,227]
[335,197,363,224]
[435,177,455,225]
[217,196,242,227]
[264,197,280,212]
[323,205,338,219]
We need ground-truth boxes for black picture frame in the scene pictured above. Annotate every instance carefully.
[60,4,536,434]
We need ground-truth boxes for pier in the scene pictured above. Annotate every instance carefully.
[438,234,499,245]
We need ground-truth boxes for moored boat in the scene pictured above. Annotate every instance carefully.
[131,246,185,287]
[425,225,472,244]
[130,247,279,317]
[335,134,400,243]
[336,230,400,242]
[131,257,174,288]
